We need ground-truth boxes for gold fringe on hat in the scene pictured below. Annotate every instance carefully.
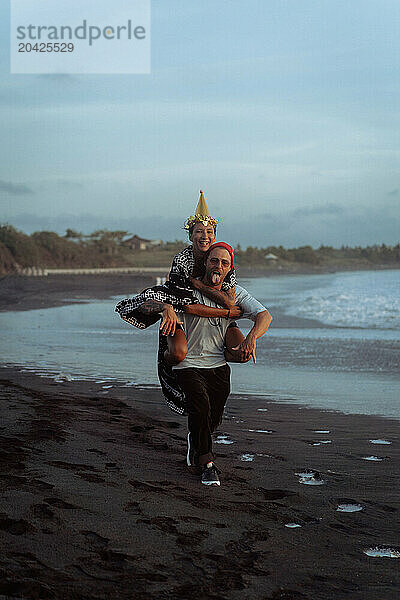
[184,190,218,230]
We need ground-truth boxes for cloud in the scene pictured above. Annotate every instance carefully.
[56,179,85,190]
[0,180,34,195]
[5,204,400,248]
[37,74,77,81]
[387,188,398,196]
[292,203,345,217]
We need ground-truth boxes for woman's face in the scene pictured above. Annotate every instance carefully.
[189,223,216,254]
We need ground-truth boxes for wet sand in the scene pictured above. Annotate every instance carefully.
[0,273,332,331]
[0,274,154,313]
[0,275,399,599]
[0,366,399,600]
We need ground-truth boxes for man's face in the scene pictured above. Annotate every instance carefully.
[204,247,232,288]
[189,223,216,254]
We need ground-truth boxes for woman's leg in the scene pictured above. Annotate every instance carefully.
[164,327,188,365]
[224,324,246,362]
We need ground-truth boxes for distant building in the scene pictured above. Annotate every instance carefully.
[123,235,162,251]
[265,253,279,261]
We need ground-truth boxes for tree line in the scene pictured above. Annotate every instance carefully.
[234,243,400,266]
[0,224,399,275]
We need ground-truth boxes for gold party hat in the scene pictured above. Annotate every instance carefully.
[184,190,218,230]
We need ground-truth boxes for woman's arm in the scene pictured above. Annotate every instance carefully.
[190,279,236,308]
[137,299,242,335]
[185,303,242,318]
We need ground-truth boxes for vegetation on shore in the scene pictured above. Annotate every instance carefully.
[0,224,399,275]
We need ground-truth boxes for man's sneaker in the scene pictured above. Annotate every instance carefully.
[201,462,220,486]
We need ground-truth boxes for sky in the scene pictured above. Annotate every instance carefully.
[1,0,399,248]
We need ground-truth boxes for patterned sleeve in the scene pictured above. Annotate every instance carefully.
[166,247,199,304]
[169,250,191,283]
[221,267,237,291]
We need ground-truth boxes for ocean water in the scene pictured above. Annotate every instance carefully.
[246,268,400,331]
[1,269,399,419]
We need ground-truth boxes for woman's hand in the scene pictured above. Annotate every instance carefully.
[160,305,183,337]
[190,277,202,290]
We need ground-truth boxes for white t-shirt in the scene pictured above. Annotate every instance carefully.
[173,284,267,370]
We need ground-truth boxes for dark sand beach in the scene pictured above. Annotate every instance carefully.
[0,275,399,599]
[0,274,155,313]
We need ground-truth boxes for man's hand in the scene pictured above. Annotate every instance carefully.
[229,305,243,319]
[160,305,183,337]
[233,331,257,363]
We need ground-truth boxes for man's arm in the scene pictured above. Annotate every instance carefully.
[190,277,236,308]
[233,309,272,363]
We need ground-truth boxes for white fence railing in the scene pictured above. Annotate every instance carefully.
[19,266,168,277]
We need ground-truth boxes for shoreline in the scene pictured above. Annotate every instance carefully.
[1,266,398,314]
[3,260,399,281]
[0,364,399,599]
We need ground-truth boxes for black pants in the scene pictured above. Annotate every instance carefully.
[175,365,231,466]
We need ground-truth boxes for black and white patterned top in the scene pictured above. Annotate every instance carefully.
[115,245,237,415]
[115,246,236,327]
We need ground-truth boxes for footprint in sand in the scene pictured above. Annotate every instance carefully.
[31,503,55,519]
[0,516,35,535]
[43,497,77,509]
[81,530,109,549]
[105,462,120,472]
[336,502,363,513]
[363,547,400,558]
[309,440,332,446]
[215,434,234,445]
[295,470,325,486]
[248,429,274,434]
[240,453,255,462]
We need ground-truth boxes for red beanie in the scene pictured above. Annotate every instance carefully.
[207,241,234,268]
